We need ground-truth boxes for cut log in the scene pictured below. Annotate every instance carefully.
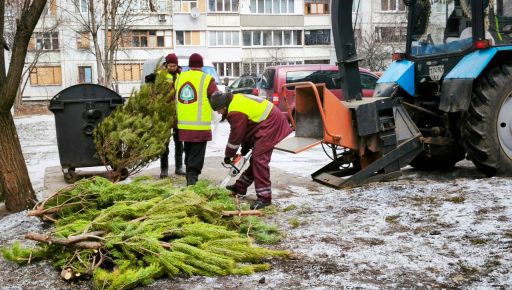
[61,268,74,280]
[222,210,263,217]
[25,232,103,249]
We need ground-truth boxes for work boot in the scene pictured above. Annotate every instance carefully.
[226,184,246,196]
[250,199,271,210]
[159,167,169,179]
[186,172,198,186]
[175,167,186,176]
[160,156,169,178]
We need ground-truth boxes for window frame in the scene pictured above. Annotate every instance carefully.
[29,66,62,86]
[250,0,295,14]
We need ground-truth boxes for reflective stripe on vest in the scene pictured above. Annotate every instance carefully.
[175,71,213,131]
[228,93,273,123]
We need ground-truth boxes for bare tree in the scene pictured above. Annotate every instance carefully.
[0,0,48,212]
[356,26,406,72]
[60,0,155,88]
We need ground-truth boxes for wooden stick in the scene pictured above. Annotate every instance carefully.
[25,232,103,249]
[222,210,263,217]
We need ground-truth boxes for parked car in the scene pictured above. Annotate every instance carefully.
[142,56,225,92]
[226,74,260,95]
[257,64,379,117]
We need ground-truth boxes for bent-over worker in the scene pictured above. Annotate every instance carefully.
[209,92,292,209]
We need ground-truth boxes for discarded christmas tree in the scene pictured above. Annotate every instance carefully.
[1,177,288,290]
[94,70,175,181]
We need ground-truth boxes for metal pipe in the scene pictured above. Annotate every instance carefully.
[402,101,444,119]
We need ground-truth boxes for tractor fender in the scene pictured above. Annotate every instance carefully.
[440,46,512,112]
[374,60,415,98]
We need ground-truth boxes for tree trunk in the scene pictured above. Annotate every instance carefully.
[0,112,36,212]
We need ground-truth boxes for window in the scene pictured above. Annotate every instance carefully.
[209,31,239,46]
[132,31,148,47]
[286,70,339,89]
[30,66,62,85]
[352,0,359,12]
[208,0,238,12]
[32,32,59,50]
[49,0,57,16]
[74,0,88,13]
[176,31,202,45]
[250,0,294,13]
[213,62,241,77]
[304,29,330,45]
[78,66,93,83]
[114,63,142,81]
[158,0,167,11]
[242,30,301,46]
[381,0,405,12]
[376,26,407,42]
[175,0,198,12]
[116,30,171,48]
[77,32,90,49]
[304,0,328,15]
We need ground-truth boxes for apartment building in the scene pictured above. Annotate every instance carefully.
[20,0,407,100]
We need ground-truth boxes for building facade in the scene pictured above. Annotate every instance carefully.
[21,0,407,100]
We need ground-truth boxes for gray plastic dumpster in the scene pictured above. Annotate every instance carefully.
[49,84,123,183]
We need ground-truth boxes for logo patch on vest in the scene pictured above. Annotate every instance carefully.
[178,82,198,104]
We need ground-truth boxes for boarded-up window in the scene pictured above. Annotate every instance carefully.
[175,0,198,12]
[176,31,201,45]
[198,0,206,12]
[50,0,58,16]
[116,30,171,48]
[30,66,62,85]
[304,1,328,15]
[114,63,142,81]
[77,32,90,49]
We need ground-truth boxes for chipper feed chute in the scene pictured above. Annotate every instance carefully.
[275,82,423,188]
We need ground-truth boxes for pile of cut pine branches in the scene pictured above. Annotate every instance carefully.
[1,177,288,289]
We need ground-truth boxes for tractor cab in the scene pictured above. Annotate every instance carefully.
[404,0,512,85]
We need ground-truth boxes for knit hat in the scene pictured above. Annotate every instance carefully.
[188,53,203,68]
[165,53,178,65]
[210,91,231,111]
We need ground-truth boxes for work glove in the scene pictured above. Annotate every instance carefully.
[224,157,232,164]
[145,73,156,83]
[241,146,250,156]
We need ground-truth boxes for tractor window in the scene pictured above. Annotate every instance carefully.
[489,0,512,45]
[410,0,473,57]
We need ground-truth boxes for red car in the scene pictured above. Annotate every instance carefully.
[257,64,379,117]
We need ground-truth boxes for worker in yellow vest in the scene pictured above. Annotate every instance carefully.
[161,53,186,178]
[174,53,218,185]
[210,92,292,209]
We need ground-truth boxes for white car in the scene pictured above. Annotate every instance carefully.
[142,56,225,92]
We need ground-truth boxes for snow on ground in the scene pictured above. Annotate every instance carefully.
[1,114,512,289]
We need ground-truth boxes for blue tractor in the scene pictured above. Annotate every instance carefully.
[277,0,512,187]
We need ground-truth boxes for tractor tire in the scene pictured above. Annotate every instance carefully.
[462,63,512,177]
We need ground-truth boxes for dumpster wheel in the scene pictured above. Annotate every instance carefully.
[63,168,78,184]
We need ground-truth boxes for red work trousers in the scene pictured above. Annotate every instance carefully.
[233,147,273,201]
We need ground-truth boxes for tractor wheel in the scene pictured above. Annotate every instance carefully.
[462,63,512,176]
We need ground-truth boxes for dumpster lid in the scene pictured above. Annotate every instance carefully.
[50,84,123,102]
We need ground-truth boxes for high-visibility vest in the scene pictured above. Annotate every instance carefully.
[228,93,274,123]
[165,72,173,84]
[175,70,213,131]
